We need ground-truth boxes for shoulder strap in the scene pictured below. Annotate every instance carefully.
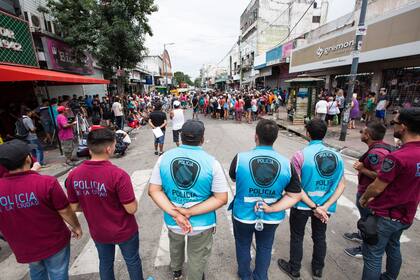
[359,143,396,162]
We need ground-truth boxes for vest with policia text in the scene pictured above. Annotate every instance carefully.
[233,146,291,224]
[160,145,216,231]
[295,140,344,213]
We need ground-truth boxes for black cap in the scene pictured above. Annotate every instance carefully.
[181,120,205,143]
[0,140,34,170]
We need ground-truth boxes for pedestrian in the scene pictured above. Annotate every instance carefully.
[149,102,167,155]
[359,108,420,280]
[326,96,339,126]
[343,122,393,258]
[170,100,184,147]
[35,99,54,145]
[57,106,77,165]
[229,119,302,280]
[278,119,346,280]
[65,128,143,279]
[349,93,360,129]
[148,120,228,280]
[365,92,376,124]
[335,89,345,124]
[315,97,328,121]
[192,95,199,120]
[375,88,389,125]
[112,97,124,130]
[0,139,82,279]
[101,96,113,127]
[21,108,45,166]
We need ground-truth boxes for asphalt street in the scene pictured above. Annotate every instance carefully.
[1,110,419,280]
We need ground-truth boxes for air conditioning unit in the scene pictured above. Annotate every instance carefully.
[29,14,42,31]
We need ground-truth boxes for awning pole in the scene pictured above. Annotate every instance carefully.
[44,82,63,155]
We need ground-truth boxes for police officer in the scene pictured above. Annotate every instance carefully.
[343,122,393,258]
[360,108,420,279]
[148,120,228,280]
[278,119,345,280]
[229,119,302,280]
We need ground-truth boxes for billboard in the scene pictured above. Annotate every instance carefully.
[41,36,94,75]
[0,10,38,67]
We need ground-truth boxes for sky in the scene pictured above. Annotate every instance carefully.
[145,0,355,79]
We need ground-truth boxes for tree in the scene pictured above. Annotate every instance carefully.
[194,77,202,88]
[173,71,193,86]
[46,0,157,86]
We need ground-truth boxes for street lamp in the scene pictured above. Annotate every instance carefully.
[164,43,175,94]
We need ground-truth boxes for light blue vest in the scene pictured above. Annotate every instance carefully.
[296,140,344,213]
[160,145,216,231]
[233,146,291,224]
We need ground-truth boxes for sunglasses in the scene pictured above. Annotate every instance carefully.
[390,120,402,125]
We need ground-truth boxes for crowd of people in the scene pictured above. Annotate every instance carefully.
[0,90,419,280]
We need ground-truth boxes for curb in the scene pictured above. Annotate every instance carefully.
[49,160,84,178]
[273,119,362,159]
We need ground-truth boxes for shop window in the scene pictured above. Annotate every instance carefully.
[47,21,53,33]
[312,16,321,23]
[24,12,29,22]
[313,2,318,9]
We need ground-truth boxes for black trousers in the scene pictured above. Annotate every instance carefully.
[289,208,327,272]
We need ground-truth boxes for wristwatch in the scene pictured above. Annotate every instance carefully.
[310,204,320,211]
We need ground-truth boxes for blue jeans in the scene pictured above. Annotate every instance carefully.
[362,217,410,280]
[233,218,278,280]
[29,244,70,280]
[28,138,44,165]
[94,232,143,280]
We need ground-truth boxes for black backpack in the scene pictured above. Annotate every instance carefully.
[14,117,29,140]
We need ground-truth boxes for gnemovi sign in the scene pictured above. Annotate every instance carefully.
[316,40,354,57]
[0,10,38,67]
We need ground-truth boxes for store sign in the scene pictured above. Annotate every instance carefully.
[41,36,93,74]
[0,11,38,67]
[316,40,354,57]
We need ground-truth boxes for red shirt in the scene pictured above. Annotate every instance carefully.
[369,141,420,224]
[0,171,71,263]
[66,160,138,243]
[358,142,391,194]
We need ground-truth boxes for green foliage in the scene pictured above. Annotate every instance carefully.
[46,0,157,79]
[194,77,202,88]
[174,71,193,86]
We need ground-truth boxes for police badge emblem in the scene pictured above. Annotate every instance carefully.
[249,156,281,188]
[381,158,395,173]
[368,154,379,165]
[171,157,201,190]
[314,151,338,178]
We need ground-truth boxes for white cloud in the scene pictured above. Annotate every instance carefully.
[146,0,355,79]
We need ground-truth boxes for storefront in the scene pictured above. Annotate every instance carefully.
[290,2,420,107]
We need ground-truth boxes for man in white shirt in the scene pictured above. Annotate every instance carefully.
[112,97,124,130]
[148,120,228,280]
[170,101,185,147]
[315,98,328,121]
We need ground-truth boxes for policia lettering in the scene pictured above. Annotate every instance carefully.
[171,157,201,190]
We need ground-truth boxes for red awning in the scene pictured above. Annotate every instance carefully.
[0,64,110,84]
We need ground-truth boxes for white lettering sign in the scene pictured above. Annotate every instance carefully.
[0,26,22,52]
[316,40,354,58]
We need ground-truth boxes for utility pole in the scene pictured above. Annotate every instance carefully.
[238,36,242,89]
[163,43,174,94]
[339,0,368,141]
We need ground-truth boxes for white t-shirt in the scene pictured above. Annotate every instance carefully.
[315,100,328,114]
[171,109,184,130]
[150,155,229,236]
[112,102,123,117]
[116,130,131,144]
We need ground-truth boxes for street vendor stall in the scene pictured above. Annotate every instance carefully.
[285,76,325,125]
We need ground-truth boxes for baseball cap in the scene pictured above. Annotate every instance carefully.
[0,140,35,170]
[57,106,67,112]
[173,100,181,107]
[181,120,205,143]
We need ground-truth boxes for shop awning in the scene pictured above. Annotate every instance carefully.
[0,64,110,84]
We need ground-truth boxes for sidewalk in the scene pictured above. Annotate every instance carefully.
[38,146,83,177]
[263,108,395,158]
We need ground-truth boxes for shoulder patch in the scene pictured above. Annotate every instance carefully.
[381,158,395,173]
[368,154,379,165]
